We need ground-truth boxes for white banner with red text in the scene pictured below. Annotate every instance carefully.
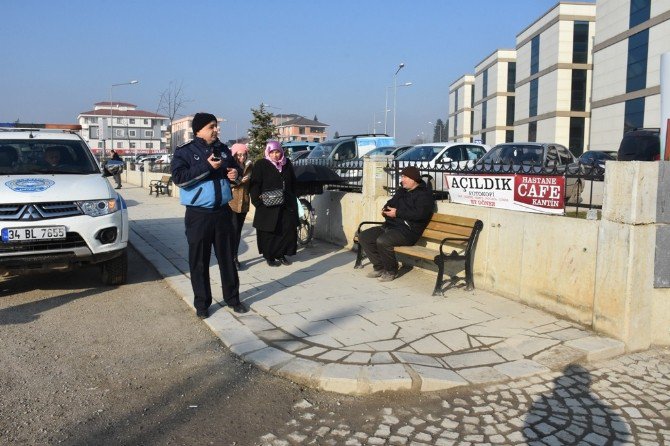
[443,173,566,215]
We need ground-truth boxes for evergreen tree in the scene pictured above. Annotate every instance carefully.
[334,131,340,138]
[313,114,318,122]
[248,103,278,161]
[433,119,446,142]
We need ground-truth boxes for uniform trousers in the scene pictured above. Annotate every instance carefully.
[185,206,240,312]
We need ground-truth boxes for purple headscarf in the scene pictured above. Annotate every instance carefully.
[264,140,286,172]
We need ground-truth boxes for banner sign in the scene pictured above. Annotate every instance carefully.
[443,173,566,215]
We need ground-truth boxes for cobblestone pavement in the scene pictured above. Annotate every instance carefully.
[259,348,670,445]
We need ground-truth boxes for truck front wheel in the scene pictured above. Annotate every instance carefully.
[100,250,128,285]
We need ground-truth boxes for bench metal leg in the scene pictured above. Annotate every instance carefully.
[433,258,444,296]
[465,255,475,291]
[354,242,364,269]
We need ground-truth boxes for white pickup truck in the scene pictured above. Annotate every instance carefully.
[0,124,129,284]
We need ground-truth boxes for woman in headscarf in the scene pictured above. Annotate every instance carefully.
[228,143,252,270]
[249,140,299,267]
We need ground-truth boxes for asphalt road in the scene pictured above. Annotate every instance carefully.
[0,247,322,445]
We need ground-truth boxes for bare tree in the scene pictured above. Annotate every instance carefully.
[157,80,191,151]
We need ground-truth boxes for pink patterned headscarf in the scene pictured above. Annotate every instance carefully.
[264,140,286,172]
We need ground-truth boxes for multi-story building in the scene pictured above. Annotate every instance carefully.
[589,0,670,151]
[514,2,596,155]
[473,49,517,146]
[272,114,328,143]
[78,102,168,157]
[448,75,476,142]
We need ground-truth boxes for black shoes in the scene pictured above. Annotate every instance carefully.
[266,258,281,267]
[230,303,249,314]
[196,309,209,319]
[279,256,292,266]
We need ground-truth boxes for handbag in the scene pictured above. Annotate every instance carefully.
[260,189,284,207]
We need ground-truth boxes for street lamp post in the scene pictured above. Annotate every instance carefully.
[393,63,405,139]
[108,80,138,162]
[385,81,412,135]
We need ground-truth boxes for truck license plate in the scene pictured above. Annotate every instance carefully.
[1,226,67,243]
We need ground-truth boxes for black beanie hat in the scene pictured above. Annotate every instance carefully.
[400,166,422,183]
[192,112,217,135]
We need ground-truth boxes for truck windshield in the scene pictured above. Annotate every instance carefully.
[307,142,337,159]
[0,140,100,175]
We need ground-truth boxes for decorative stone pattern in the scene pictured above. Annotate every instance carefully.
[259,349,670,445]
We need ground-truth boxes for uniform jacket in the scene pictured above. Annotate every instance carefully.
[249,158,299,232]
[383,182,435,241]
[229,160,252,214]
[171,138,240,210]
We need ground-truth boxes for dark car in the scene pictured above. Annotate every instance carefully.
[289,150,311,162]
[578,150,617,169]
[475,142,582,203]
[363,145,413,159]
[617,128,660,161]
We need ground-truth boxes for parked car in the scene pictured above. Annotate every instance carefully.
[578,150,617,178]
[393,142,490,192]
[335,145,414,188]
[617,128,660,161]
[282,141,318,157]
[363,145,413,159]
[475,142,582,203]
[289,150,311,162]
[305,134,396,162]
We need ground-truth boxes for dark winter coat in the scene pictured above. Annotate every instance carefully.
[249,158,299,232]
[383,182,435,242]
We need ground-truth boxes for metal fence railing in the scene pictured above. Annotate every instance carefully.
[292,158,364,193]
[384,160,607,212]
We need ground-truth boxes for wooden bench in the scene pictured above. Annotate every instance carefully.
[149,175,172,197]
[353,213,483,296]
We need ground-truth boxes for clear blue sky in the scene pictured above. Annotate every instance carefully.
[0,0,589,144]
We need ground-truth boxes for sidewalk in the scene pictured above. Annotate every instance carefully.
[122,184,625,394]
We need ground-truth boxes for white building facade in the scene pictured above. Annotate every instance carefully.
[473,49,517,146]
[77,102,168,157]
[448,75,476,142]
[514,2,596,155]
[589,0,670,151]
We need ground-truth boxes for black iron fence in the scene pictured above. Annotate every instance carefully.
[384,160,607,212]
[293,158,364,193]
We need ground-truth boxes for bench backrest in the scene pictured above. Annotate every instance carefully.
[161,175,171,184]
[421,213,482,243]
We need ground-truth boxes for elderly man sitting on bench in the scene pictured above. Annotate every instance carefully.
[358,166,435,282]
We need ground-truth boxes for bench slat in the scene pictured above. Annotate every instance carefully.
[430,213,479,227]
[424,221,474,238]
[420,228,470,242]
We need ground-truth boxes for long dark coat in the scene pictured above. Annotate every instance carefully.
[249,158,299,232]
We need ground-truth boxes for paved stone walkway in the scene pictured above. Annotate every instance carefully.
[123,184,625,394]
[258,348,670,445]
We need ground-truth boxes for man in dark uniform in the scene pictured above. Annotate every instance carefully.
[358,166,435,282]
[109,149,123,189]
[171,112,248,318]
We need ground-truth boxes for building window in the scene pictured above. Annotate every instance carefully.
[299,127,305,135]
[569,117,585,156]
[572,21,589,64]
[129,118,135,124]
[506,130,514,142]
[453,90,459,137]
[630,0,651,28]
[506,96,515,126]
[470,85,474,107]
[128,130,136,137]
[571,69,587,111]
[116,118,123,124]
[528,121,537,142]
[624,97,645,133]
[470,110,474,137]
[529,79,538,117]
[530,36,540,75]
[146,142,154,149]
[129,142,136,149]
[507,62,516,92]
[626,30,648,93]
[482,69,488,98]
[143,119,149,125]
[145,130,154,138]
[117,142,123,149]
[98,141,104,148]
[89,126,99,139]
[115,129,124,137]
[481,101,487,130]
[481,132,486,144]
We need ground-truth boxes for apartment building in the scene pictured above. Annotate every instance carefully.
[589,0,670,151]
[448,75,475,142]
[472,49,517,145]
[78,102,168,156]
[272,114,328,143]
[513,2,596,155]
